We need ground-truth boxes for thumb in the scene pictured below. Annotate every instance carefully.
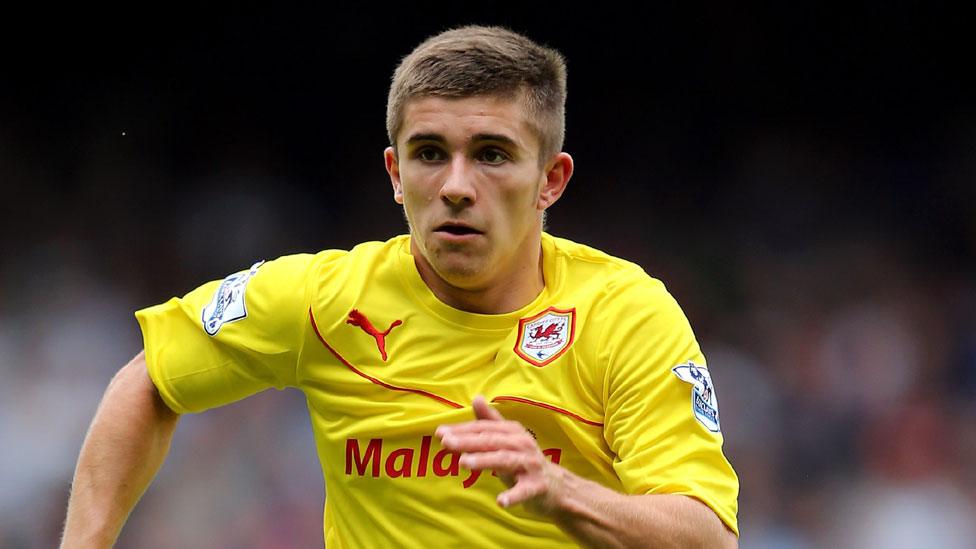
[472,395,505,421]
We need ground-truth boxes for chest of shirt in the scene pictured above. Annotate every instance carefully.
[299,301,617,486]
[304,302,604,410]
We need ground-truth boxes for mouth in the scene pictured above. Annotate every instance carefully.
[434,222,483,237]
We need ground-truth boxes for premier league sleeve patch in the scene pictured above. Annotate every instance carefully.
[202,260,264,335]
[671,361,721,433]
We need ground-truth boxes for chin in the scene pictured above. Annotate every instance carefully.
[429,254,490,288]
[434,260,485,285]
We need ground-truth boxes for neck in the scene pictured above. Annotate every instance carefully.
[412,235,545,315]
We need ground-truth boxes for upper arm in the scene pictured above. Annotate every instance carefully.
[99,351,181,423]
[135,254,315,414]
[117,350,180,418]
[601,278,739,537]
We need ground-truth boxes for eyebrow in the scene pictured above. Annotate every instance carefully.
[404,132,519,148]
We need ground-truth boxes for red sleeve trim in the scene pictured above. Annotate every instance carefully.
[491,395,604,427]
[308,308,463,409]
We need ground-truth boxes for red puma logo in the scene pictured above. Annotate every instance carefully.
[347,309,402,361]
[530,323,562,341]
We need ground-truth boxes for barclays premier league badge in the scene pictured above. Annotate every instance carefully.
[201,260,264,335]
[514,307,576,367]
[672,361,721,433]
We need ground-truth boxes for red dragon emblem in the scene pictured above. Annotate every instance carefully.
[514,307,576,367]
[530,322,563,341]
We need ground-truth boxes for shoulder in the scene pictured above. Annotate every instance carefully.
[345,235,410,256]
[546,234,692,354]
[296,235,409,272]
[305,235,408,278]
[546,233,669,303]
[303,235,410,315]
[230,236,407,307]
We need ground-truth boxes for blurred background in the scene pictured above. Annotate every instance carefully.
[2,4,974,547]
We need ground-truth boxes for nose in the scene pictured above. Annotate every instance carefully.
[439,155,476,205]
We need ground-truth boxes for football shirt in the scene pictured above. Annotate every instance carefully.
[136,233,738,546]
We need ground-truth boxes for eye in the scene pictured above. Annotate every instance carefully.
[416,147,445,162]
[479,148,509,165]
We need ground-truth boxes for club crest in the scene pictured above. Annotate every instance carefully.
[202,261,264,335]
[514,307,576,367]
[671,361,721,433]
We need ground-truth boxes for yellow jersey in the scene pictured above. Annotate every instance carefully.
[136,233,738,546]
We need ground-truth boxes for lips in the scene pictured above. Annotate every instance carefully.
[434,222,483,236]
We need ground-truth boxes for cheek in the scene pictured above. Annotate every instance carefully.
[404,191,436,216]
[401,188,436,230]
[498,178,543,216]
[400,170,439,204]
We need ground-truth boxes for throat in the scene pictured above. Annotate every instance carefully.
[412,242,546,315]
[440,274,545,314]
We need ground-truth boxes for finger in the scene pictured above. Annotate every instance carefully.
[441,432,537,453]
[473,395,506,421]
[458,449,540,473]
[497,477,548,508]
[436,419,525,438]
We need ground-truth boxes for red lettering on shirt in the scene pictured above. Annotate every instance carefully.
[345,438,382,476]
[417,435,432,477]
[433,448,460,476]
[542,448,562,465]
[386,448,414,478]
[343,436,563,489]
[461,468,483,488]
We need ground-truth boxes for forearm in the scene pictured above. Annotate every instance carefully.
[61,351,180,548]
[440,398,736,547]
[544,467,736,549]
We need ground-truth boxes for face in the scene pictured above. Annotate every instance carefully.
[385,94,572,292]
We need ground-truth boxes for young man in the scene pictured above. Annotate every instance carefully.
[62,26,738,547]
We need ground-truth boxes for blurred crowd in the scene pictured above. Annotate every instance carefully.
[2,121,974,548]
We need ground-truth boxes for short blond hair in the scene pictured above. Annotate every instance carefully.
[386,25,567,162]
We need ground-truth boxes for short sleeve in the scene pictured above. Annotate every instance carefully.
[601,276,739,536]
[135,254,314,414]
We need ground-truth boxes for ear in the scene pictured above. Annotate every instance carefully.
[536,152,574,211]
[385,147,404,205]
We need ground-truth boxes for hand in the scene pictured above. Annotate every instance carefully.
[436,395,564,512]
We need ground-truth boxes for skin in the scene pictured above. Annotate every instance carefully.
[61,352,179,548]
[384,94,573,314]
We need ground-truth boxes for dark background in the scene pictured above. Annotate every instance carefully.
[2,4,974,547]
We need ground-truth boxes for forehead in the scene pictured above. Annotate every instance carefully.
[399,95,539,152]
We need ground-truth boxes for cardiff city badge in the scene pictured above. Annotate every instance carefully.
[202,260,264,336]
[671,361,721,433]
[514,307,576,367]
